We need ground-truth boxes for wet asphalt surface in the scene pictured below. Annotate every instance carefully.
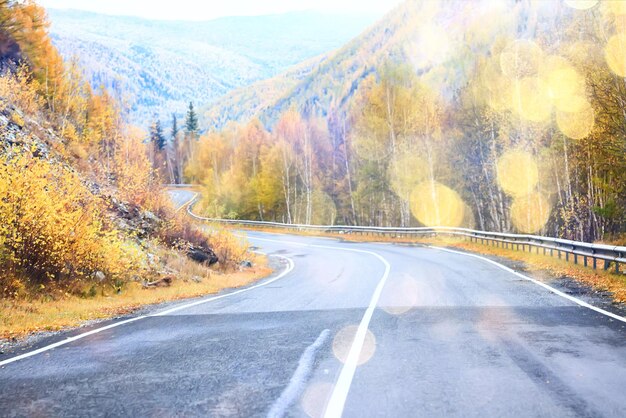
[0,191,625,417]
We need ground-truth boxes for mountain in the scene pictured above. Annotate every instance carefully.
[202,0,532,130]
[46,9,380,125]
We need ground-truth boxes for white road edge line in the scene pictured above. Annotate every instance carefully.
[267,329,331,418]
[241,233,392,418]
[174,191,198,213]
[430,246,626,323]
[0,255,295,367]
[152,255,294,316]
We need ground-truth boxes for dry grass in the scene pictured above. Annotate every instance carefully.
[445,237,626,303]
[0,252,271,341]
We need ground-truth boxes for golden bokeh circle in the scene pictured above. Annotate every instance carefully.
[605,33,626,77]
[606,0,626,16]
[556,102,595,140]
[496,150,539,197]
[511,77,552,123]
[510,192,551,233]
[409,181,465,227]
[388,149,429,199]
[500,39,543,79]
[539,56,585,112]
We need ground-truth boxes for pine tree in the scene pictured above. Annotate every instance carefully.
[171,113,179,140]
[150,119,166,150]
[185,101,198,138]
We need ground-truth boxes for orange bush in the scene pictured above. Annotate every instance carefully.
[0,153,143,295]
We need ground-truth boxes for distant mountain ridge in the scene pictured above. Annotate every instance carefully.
[201,0,419,130]
[47,9,379,125]
[202,0,527,130]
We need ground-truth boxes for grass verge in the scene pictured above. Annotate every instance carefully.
[0,252,271,341]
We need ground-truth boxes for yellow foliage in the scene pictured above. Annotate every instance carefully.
[0,153,143,291]
[0,67,42,115]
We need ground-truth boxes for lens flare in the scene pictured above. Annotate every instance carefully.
[379,274,420,315]
[500,39,543,79]
[483,60,513,111]
[606,0,626,16]
[511,77,552,122]
[510,192,551,233]
[605,34,626,77]
[409,181,465,227]
[496,150,539,197]
[539,56,586,112]
[564,0,598,10]
[301,382,334,418]
[417,24,451,65]
[332,325,376,366]
[388,149,428,199]
[352,133,390,161]
[556,102,595,139]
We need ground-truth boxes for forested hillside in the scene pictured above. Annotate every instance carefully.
[0,0,248,301]
[190,0,626,244]
[47,9,379,125]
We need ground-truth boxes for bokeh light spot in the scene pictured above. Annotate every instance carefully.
[511,77,552,122]
[510,192,551,233]
[409,181,465,227]
[556,103,595,139]
[379,274,420,315]
[605,34,626,77]
[417,24,451,65]
[301,382,334,418]
[496,150,539,197]
[564,0,598,10]
[540,56,585,112]
[332,325,376,366]
[352,133,389,161]
[606,0,626,16]
[500,39,543,79]
[388,148,428,199]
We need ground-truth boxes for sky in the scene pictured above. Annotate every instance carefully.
[38,0,404,21]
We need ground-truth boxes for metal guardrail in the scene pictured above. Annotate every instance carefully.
[182,194,625,274]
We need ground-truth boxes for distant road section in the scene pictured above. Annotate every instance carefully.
[0,189,624,417]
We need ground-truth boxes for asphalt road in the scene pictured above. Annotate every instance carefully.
[0,191,625,417]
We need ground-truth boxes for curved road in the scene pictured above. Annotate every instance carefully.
[1,191,625,417]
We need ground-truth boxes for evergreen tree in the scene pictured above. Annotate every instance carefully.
[150,119,166,150]
[185,101,198,138]
[171,113,179,140]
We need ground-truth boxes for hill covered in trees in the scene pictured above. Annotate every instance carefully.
[190,0,626,244]
[0,0,251,301]
[46,9,379,125]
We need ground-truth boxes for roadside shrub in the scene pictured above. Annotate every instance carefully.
[158,210,212,250]
[0,153,143,292]
[0,67,42,115]
[207,228,249,270]
[156,209,249,270]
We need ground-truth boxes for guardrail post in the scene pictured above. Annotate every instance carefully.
[574,254,578,264]
[616,262,620,274]
[583,256,588,267]
[592,257,597,269]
